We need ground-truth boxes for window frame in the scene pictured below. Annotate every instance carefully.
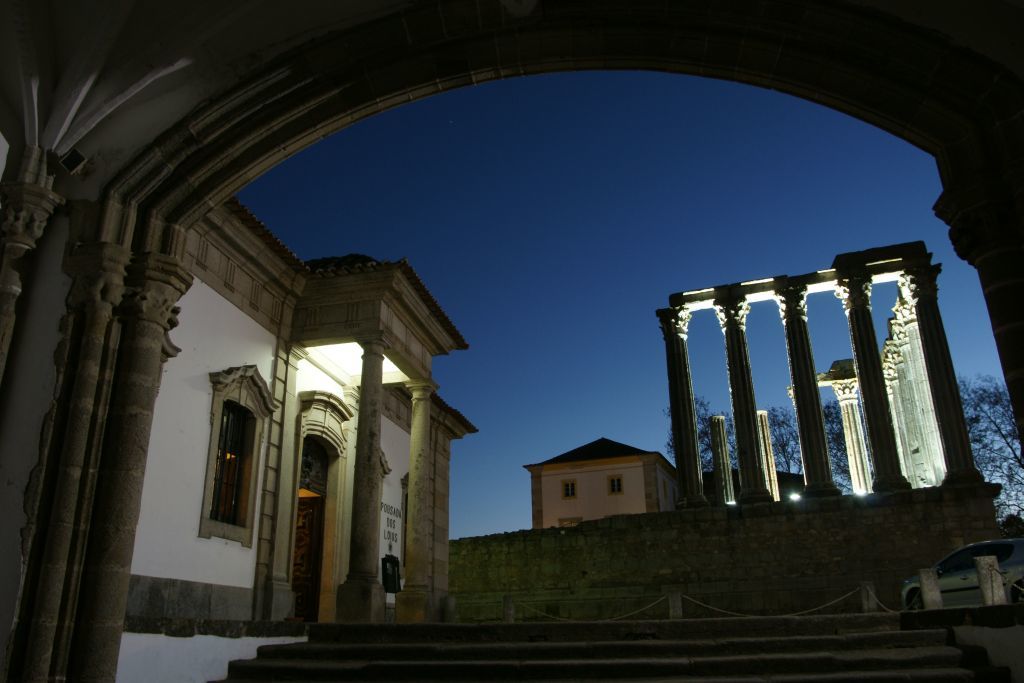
[199,365,277,547]
[608,474,624,495]
[561,479,577,499]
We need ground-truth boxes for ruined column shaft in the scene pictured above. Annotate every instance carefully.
[836,277,909,492]
[777,285,839,496]
[894,300,945,484]
[658,308,707,507]
[710,415,735,504]
[396,382,435,622]
[756,410,780,501]
[834,384,872,494]
[716,297,771,504]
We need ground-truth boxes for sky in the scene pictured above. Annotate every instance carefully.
[238,70,1004,540]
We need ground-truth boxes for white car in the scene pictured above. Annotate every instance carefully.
[901,539,1024,609]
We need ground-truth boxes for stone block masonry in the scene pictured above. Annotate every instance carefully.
[450,484,1000,622]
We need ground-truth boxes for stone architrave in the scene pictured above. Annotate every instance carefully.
[835,275,910,492]
[900,266,984,486]
[776,283,839,497]
[893,296,945,484]
[831,380,873,495]
[756,410,780,501]
[714,294,771,504]
[658,307,707,508]
[396,381,436,623]
[710,415,735,505]
[337,338,388,622]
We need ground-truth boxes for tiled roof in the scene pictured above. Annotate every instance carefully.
[306,255,468,350]
[525,437,663,468]
[222,198,306,272]
[431,393,478,435]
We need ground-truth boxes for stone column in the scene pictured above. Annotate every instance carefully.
[832,380,873,495]
[776,284,840,496]
[68,253,192,682]
[890,318,929,483]
[0,180,64,385]
[756,410,780,501]
[893,295,946,484]
[882,339,915,484]
[710,415,735,505]
[900,266,984,486]
[337,337,388,622]
[714,294,772,504]
[658,307,707,507]
[835,275,910,492]
[396,381,435,622]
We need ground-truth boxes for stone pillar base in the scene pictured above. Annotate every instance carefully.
[802,481,842,497]
[395,587,434,623]
[873,474,913,493]
[941,468,986,487]
[265,579,295,621]
[336,580,385,623]
[738,490,773,504]
[676,495,710,509]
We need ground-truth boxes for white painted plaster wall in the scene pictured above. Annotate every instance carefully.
[117,632,307,683]
[0,217,71,653]
[656,466,678,511]
[539,461,647,527]
[132,279,276,587]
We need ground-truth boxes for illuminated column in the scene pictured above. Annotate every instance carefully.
[756,410,780,501]
[715,294,772,504]
[658,307,708,507]
[890,318,928,483]
[337,337,387,622]
[882,339,916,484]
[776,284,839,496]
[710,415,735,505]
[832,380,872,494]
[893,296,945,484]
[835,275,910,492]
[396,381,435,622]
[900,266,983,486]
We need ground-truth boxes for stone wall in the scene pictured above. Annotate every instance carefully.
[450,484,1001,622]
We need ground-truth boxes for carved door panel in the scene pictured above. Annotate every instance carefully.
[292,495,324,622]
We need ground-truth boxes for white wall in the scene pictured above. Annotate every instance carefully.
[540,460,647,527]
[380,416,410,574]
[656,466,678,511]
[117,632,306,683]
[132,280,277,587]
[0,217,72,653]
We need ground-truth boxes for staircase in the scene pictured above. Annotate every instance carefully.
[218,613,1009,682]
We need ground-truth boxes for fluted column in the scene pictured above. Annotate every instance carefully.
[68,253,192,682]
[396,381,436,622]
[337,337,388,623]
[832,380,872,494]
[658,307,707,507]
[715,294,771,504]
[710,415,735,505]
[835,275,910,492]
[900,266,984,486]
[756,410,780,501]
[882,340,916,484]
[893,296,945,484]
[776,284,839,496]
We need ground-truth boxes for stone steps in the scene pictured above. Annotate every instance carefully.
[216,614,1010,682]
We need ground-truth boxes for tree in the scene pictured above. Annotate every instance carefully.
[665,397,734,472]
[822,399,853,493]
[959,375,1023,522]
[766,406,801,474]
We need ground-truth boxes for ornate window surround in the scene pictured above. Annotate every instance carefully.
[199,365,278,546]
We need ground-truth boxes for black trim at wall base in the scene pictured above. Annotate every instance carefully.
[126,574,253,621]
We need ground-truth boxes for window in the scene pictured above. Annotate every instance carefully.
[608,475,623,495]
[562,479,577,499]
[199,365,277,546]
[210,400,255,524]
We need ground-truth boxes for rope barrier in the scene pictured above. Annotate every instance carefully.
[677,586,862,618]
[863,584,899,614]
[514,596,667,622]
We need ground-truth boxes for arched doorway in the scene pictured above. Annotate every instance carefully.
[292,437,330,622]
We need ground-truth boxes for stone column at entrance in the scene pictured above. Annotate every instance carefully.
[835,275,910,492]
[775,284,840,497]
[710,415,735,505]
[658,307,707,508]
[714,294,772,504]
[832,380,872,495]
[396,381,435,622]
[900,266,984,486]
[337,338,388,622]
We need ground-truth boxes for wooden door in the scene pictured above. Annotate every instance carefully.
[292,495,325,621]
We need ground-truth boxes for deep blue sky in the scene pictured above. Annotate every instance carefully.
[238,71,1002,539]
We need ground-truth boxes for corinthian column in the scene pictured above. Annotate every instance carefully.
[337,337,388,623]
[658,307,707,507]
[396,381,436,622]
[900,266,983,486]
[776,284,839,497]
[835,275,910,492]
[710,415,735,505]
[68,252,192,682]
[714,294,771,504]
[832,380,872,494]
[882,339,915,484]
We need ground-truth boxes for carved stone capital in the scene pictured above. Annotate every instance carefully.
[831,378,860,403]
[406,380,436,401]
[834,276,871,314]
[775,284,808,323]
[0,181,65,249]
[120,253,193,328]
[891,297,917,326]
[64,242,130,314]
[713,296,750,332]
[898,266,940,305]
[935,186,1018,265]
[881,341,901,381]
[658,306,692,341]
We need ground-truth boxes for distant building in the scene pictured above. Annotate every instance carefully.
[524,438,678,529]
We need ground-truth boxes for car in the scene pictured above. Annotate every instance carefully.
[901,539,1024,609]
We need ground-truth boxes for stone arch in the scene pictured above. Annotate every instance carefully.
[299,390,354,455]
